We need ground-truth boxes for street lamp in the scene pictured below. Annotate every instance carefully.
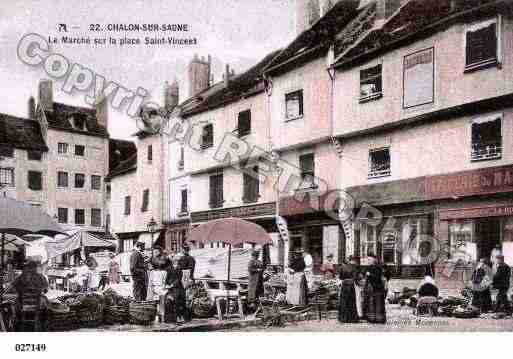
[147,217,158,260]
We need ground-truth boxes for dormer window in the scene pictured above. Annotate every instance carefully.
[71,113,87,131]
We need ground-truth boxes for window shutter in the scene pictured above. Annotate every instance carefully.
[181,189,188,213]
[28,171,42,190]
[466,22,497,66]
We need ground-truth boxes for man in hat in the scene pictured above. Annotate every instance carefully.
[247,250,264,309]
[492,254,511,314]
[130,241,148,301]
[151,245,171,270]
[177,244,195,321]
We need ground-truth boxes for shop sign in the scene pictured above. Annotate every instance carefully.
[426,165,513,200]
[440,204,513,220]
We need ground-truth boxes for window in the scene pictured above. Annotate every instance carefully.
[403,48,434,108]
[360,64,382,102]
[209,173,224,208]
[237,110,251,137]
[27,150,42,161]
[285,90,303,120]
[471,114,502,161]
[180,189,188,213]
[147,145,153,163]
[75,145,85,157]
[57,207,68,224]
[105,214,111,233]
[243,166,259,203]
[141,189,149,212]
[178,146,184,170]
[369,148,391,178]
[299,153,316,189]
[0,168,14,187]
[28,171,42,191]
[91,175,101,190]
[106,183,111,200]
[465,18,499,71]
[58,142,69,154]
[124,196,131,215]
[91,208,102,227]
[57,171,68,187]
[0,145,14,158]
[75,209,85,225]
[73,114,86,130]
[201,124,214,149]
[74,173,85,188]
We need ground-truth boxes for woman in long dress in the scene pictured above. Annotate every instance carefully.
[338,258,359,323]
[286,250,308,306]
[471,257,492,313]
[247,250,264,309]
[363,255,387,324]
[164,262,186,323]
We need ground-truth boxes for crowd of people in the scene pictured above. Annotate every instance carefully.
[129,241,196,324]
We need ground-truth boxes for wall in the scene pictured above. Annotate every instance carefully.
[340,107,513,189]
[269,57,332,151]
[334,13,513,137]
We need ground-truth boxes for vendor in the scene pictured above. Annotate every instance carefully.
[286,249,308,306]
[321,253,336,280]
[247,250,264,309]
[417,276,439,298]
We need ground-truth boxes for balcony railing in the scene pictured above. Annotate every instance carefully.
[471,143,502,161]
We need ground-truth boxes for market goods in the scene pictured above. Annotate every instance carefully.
[129,301,157,325]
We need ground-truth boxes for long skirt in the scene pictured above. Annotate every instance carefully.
[286,273,308,306]
[364,285,386,324]
[133,278,148,302]
[354,284,364,318]
[338,280,359,323]
[164,287,187,323]
[472,289,492,313]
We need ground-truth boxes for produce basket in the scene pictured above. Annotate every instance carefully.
[104,305,129,325]
[129,301,157,325]
[47,310,78,331]
[76,307,104,328]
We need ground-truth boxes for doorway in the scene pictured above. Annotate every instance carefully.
[475,218,501,261]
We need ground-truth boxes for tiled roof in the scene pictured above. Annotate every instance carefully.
[263,0,360,75]
[180,50,282,118]
[0,113,48,152]
[44,102,109,137]
[334,0,502,68]
[109,138,137,174]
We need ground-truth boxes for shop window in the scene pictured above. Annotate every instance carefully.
[74,173,85,188]
[237,110,251,137]
[0,145,14,158]
[57,171,68,188]
[72,114,87,130]
[141,189,149,212]
[299,153,316,189]
[360,64,382,102]
[75,145,85,157]
[57,208,68,224]
[382,231,397,265]
[58,142,69,154]
[91,175,101,190]
[201,124,214,149]
[124,196,131,215]
[285,90,303,120]
[75,209,85,225]
[180,189,188,214]
[147,145,153,163]
[465,18,500,72]
[209,172,224,208]
[28,171,42,191]
[0,167,14,187]
[243,166,259,203]
[91,208,101,227]
[360,224,378,265]
[471,114,502,161]
[27,150,42,161]
[368,148,391,179]
[448,221,474,261]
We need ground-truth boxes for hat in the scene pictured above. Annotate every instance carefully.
[496,254,505,259]
[135,241,145,248]
[327,253,334,259]
[182,244,190,251]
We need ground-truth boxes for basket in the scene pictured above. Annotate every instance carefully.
[129,301,157,325]
[47,310,78,331]
[104,305,129,325]
[76,307,104,328]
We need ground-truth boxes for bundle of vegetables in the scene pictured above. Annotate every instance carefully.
[72,294,105,328]
[189,282,213,318]
[102,288,132,308]
[129,301,157,325]
[452,304,480,319]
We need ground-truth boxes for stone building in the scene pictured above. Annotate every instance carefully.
[332,0,513,276]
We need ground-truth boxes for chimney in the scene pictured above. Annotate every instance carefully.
[376,0,402,22]
[296,0,321,35]
[28,96,35,120]
[38,79,53,112]
[95,94,109,130]
[164,79,179,112]
[188,54,211,97]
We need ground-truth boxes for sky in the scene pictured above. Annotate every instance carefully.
[0,0,295,139]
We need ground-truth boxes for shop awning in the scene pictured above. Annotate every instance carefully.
[45,231,115,259]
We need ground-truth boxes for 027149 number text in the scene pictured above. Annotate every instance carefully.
[14,344,46,352]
